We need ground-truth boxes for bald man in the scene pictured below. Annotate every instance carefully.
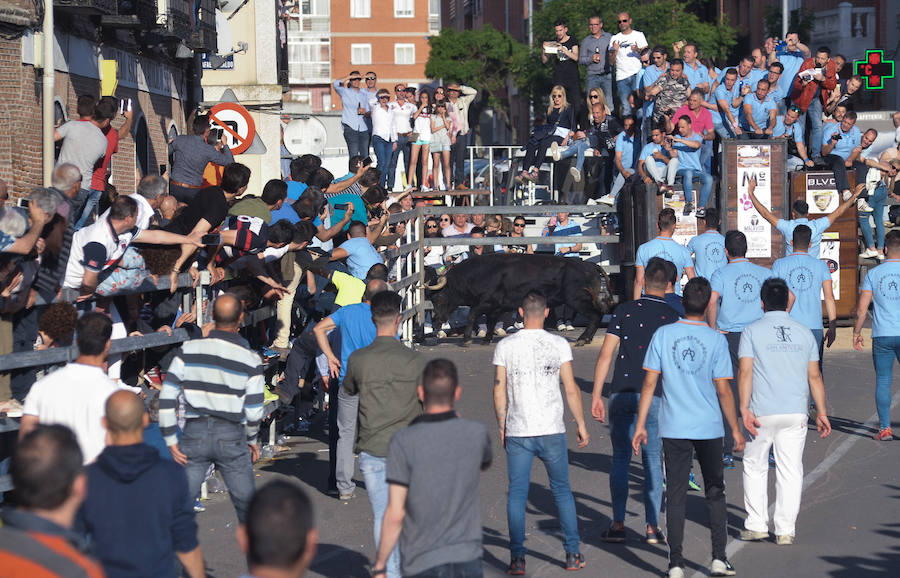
[79,391,204,577]
[159,294,265,523]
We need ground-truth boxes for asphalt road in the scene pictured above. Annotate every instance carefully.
[193,331,899,577]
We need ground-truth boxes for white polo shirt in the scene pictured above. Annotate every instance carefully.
[63,216,139,289]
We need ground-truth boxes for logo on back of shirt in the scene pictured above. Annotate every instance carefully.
[775,326,792,342]
[705,244,725,265]
[733,274,762,303]
[788,266,814,292]
[878,273,900,300]
[670,335,707,374]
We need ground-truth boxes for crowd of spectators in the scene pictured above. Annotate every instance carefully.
[530,12,900,232]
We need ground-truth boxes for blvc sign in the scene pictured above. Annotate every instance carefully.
[852,49,895,90]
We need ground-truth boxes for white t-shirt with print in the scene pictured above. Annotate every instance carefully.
[23,363,119,464]
[492,329,572,437]
[610,30,648,80]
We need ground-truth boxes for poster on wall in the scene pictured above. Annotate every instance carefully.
[736,144,772,258]
[820,231,841,300]
[806,173,840,213]
[664,193,698,247]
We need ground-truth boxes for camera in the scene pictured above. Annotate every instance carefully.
[369,205,385,219]
[207,127,223,145]
[832,134,842,141]
[333,203,350,210]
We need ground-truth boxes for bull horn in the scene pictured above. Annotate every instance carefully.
[424,276,448,291]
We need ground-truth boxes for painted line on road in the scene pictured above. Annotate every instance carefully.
[689,387,900,578]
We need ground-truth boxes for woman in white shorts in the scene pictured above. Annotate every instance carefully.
[430,101,453,191]
[409,90,433,190]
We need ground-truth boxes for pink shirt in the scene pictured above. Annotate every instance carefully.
[673,104,713,137]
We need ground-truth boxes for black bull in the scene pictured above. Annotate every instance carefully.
[424,254,614,346]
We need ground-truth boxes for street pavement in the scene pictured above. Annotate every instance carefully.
[194,331,899,577]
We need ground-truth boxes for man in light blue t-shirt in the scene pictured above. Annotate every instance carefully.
[634,208,695,300]
[708,231,772,465]
[670,115,713,216]
[738,278,831,545]
[687,208,726,279]
[854,230,900,441]
[822,111,863,200]
[746,176,859,258]
[331,221,384,279]
[772,225,836,370]
[633,277,743,578]
[314,280,387,498]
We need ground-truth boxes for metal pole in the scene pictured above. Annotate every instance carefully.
[42,0,55,187]
[782,0,789,39]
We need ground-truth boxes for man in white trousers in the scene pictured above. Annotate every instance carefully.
[737,277,831,545]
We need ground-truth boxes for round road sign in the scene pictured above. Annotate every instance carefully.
[209,101,256,155]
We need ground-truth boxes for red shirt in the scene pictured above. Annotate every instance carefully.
[90,126,119,191]
[672,104,713,137]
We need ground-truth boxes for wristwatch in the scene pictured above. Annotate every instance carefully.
[371,568,387,576]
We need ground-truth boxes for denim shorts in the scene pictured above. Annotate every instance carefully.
[431,129,451,152]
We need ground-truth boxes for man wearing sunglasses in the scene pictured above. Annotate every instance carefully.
[609,12,648,117]
[580,14,613,106]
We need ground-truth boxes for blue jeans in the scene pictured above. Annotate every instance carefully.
[373,135,393,188]
[811,328,825,375]
[609,393,663,526]
[586,73,613,105]
[676,168,714,207]
[342,123,370,159]
[806,97,824,158]
[389,134,412,190]
[714,119,736,140]
[359,452,400,578]
[616,74,640,116]
[556,139,590,172]
[859,184,887,250]
[181,417,255,523]
[872,336,900,429]
[406,558,482,578]
[786,155,806,172]
[506,433,580,557]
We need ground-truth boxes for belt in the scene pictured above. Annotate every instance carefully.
[397,132,412,137]
[170,179,202,189]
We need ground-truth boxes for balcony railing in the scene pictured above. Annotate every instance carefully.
[289,62,331,85]
[55,0,117,15]
[294,14,330,34]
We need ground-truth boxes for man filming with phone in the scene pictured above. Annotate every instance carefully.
[168,114,235,204]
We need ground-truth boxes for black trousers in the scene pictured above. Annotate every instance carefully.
[825,154,851,193]
[663,437,728,569]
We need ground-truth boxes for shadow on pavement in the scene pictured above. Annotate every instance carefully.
[309,543,371,577]
[826,415,879,438]
[821,521,900,577]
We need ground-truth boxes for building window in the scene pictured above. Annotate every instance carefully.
[351,44,372,65]
[394,43,415,65]
[394,0,414,18]
[350,0,370,18]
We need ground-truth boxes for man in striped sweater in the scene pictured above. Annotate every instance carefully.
[159,293,265,523]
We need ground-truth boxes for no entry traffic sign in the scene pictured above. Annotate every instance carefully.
[209,102,256,155]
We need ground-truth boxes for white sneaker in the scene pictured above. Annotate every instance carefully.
[495,327,507,337]
[0,398,24,418]
[476,328,487,338]
[550,141,561,161]
[420,185,432,192]
[861,248,879,259]
[514,321,524,330]
[566,322,575,331]
[740,529,769,541]
[857,198,874,212]
[709,559,736,576]
[776,534,794,545]
[557,322,567,331]
[667,567,685,578]
[597,194,615,206]
[842,190,852,201]
[877,252,885,261]
[436,330,447,339]
[569,166,581,182]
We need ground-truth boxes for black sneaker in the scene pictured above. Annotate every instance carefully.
[645,526,666,544]
[601,526,626,543]
[683,202,694,216]
[507,556,526,575]
[710,558,736,576]
[722,453,735,469]
[565,552,585,571]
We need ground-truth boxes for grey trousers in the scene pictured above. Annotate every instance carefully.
[336,388,359,494]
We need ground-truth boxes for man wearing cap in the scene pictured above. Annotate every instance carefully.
[334,71,371,159]
[446,82,478,189]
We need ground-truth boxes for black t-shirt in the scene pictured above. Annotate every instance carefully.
[589,115,623,155]
[552,36,580,87]
[607,296,680,395]
[165,186,229,235]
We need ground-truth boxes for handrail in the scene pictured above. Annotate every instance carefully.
[418,205,615,215]
[424,235,617,246]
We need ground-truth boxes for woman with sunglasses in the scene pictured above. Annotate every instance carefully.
[518,86,575,183]
[507,217,534,254]
[409,90,433,191]
[370,89,397,189]
[586,87,610,115]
